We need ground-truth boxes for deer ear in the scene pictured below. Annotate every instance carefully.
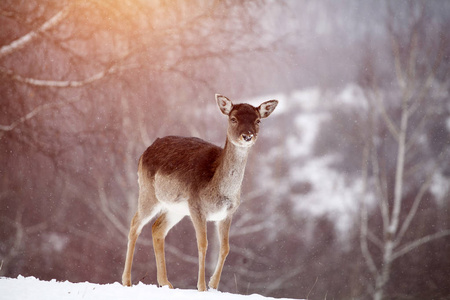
[258,100,278,118]
[216,94,233,116]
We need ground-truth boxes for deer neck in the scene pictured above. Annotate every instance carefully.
[213,138,251,196]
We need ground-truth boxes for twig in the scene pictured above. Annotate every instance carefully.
[138,271,149,285]
[306,277,318,299]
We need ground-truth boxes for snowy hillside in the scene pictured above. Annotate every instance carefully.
[1,276,301,300]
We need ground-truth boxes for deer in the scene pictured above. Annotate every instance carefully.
[121,94,278,291]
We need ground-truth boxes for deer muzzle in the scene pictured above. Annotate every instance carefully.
[241,133,254,142]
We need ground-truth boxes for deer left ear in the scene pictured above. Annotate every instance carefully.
[258,100,278,118]
[216,94,233,116]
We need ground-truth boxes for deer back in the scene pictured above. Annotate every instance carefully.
[140,136,223,194]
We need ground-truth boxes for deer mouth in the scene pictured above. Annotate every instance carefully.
[232,132,256,147]
[242,133,254,142]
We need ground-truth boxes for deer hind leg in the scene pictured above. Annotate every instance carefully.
[122,209,156,286]
[122,189,160,286]
[152,211,184,288]
[208,216,232,290]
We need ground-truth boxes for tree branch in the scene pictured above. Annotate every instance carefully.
[97,179,130,237]
[0,99,76,138]
[0,6,70,58]
[367,229,384,249]
[371,143,390,231]
[360,143,379,277]
[395,152,445,246]
[392,230,450,261]
[405,108,431,152]
[373,91,399,141]
[389,96,409,237]
[0,64,119,88]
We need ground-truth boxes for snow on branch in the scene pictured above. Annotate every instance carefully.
[0,7,70,59]
[0,64,118,88]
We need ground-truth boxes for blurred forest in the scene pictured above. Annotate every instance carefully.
[1,1,449,299]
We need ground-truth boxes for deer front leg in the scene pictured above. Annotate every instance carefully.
[191,212,208,291]
[209,216,232,290]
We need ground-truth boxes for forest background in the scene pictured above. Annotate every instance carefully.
[1,1,449,299]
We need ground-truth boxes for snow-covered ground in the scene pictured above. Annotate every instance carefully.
[1,276,300,300]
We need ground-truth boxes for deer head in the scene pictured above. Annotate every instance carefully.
[216,94,278,147]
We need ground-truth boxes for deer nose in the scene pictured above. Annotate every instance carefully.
[242,133,254,142]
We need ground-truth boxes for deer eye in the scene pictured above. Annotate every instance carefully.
[255,119,261,124]
[230,117,238,124]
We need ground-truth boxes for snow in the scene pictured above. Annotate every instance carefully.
[335,84,368,109]
[0,276,300,300]
[430,172,450,205]
[290,156,368,235]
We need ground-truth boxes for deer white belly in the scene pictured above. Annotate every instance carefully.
[207,206,228,221]
[160,201,190,216]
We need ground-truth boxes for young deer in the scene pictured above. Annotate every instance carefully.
[122,94,278,291]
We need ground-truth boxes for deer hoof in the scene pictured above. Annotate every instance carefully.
[159,281,173,289]
[122,278,131,287]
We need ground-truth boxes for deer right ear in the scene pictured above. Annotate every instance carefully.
[258,100,278,118]
[216,94,233,116]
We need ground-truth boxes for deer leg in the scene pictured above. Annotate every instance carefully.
[208,216,232,290]
[152,211,184,288]
[122,185,160,287]
[122,212,147,286]
[190,212,208,291]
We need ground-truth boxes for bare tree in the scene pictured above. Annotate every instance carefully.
[359,3,450,299]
